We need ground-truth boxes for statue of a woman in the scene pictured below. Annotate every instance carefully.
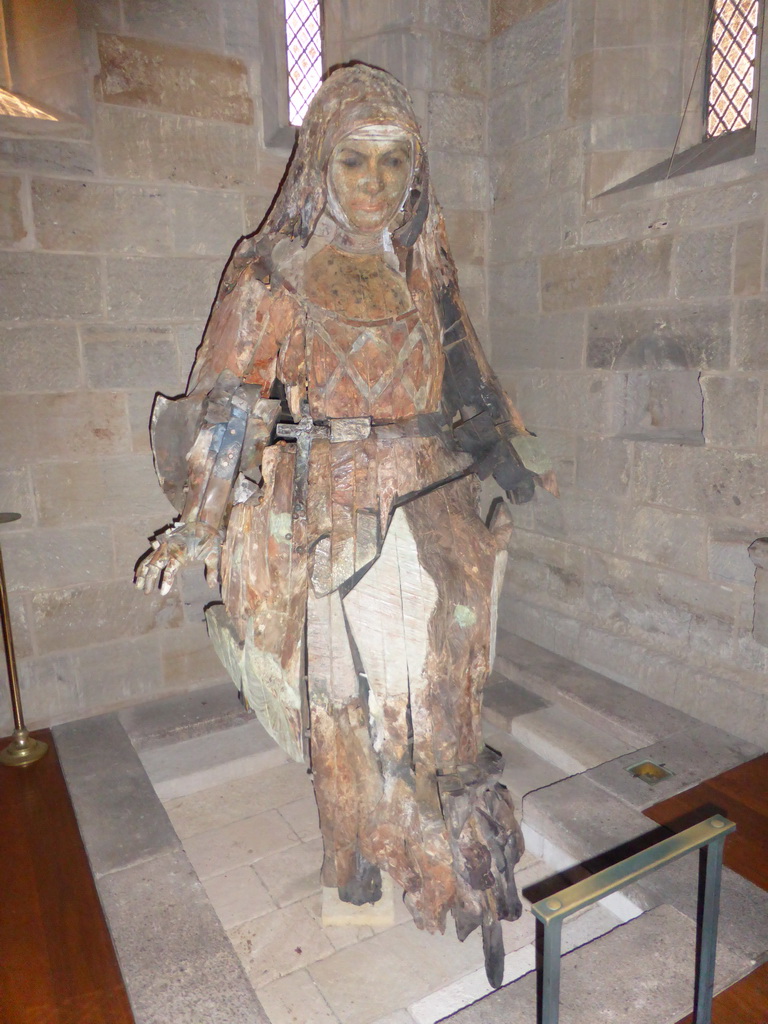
[136,64,554,986]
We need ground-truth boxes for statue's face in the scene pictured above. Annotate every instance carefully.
[328,133,412,234]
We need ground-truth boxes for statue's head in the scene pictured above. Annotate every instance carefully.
[267,64,430,248]
[326,125,413,236]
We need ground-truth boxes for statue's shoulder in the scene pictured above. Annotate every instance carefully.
[219,234,279,296]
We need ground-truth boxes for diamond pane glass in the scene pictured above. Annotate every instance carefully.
[285,0,323,126]
[707,0,761,138]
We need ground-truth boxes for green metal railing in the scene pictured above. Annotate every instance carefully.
[531,814,736,1024]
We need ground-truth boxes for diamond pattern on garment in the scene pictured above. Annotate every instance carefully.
[308,314,434,420]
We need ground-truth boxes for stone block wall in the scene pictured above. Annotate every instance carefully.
[0,0,493,732]
[0,0,290,731]
[490,0,768,744]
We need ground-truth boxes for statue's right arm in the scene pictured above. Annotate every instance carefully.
[135,259,284,595]
[134,372,249,594]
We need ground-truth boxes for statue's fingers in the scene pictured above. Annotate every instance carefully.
[137,543,172,590]
[159,554,182,596]
[140,557,164,594]
[134,554,153,587]
[134,558,148,588]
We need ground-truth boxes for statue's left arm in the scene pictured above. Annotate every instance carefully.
[437,281,558,505]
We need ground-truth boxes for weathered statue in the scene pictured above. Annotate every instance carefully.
[136,64,554,986]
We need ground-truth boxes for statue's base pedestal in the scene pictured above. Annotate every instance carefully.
[321,873,395,928]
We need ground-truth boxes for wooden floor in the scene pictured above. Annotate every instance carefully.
[645,753,768,892]
[674,961,768,1024]
[644,753,768,1024]
[0,729,134,1024]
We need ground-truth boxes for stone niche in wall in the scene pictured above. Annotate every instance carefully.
[606,369,704,444]
[593,329,705,445]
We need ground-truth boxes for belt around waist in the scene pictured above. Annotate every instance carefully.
[276,412,450,445]
[325,413,447,443]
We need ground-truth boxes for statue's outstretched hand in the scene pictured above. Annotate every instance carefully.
[134,522,222,595]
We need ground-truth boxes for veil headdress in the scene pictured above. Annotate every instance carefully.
[268,65,423,240]
[221,63,458,296]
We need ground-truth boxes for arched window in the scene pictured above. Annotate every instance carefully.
[284,0,323,126]
[706,0,763,138]
[259,0,323,147]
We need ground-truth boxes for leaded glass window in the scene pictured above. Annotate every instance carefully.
[284,0,323,127]
[706,0,762,138]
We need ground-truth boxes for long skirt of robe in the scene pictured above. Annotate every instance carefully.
[306,476,523,935]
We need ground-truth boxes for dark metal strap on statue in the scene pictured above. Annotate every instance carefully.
[277,410,452,445]
[437,284,540,503]
[276,401,314,517]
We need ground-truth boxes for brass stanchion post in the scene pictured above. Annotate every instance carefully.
[0,513,47,766]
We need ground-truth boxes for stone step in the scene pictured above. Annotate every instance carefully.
[442,904,751,1024]
[482,672,630,776]
[485,629,768,980]
[494,628,698,749]
[118,682,251,751]
[138,717,289,801]
[53,714,269,1024]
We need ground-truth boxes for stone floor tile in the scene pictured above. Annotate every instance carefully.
[254,836,324,907]
[165,760,313,839]
[407,895,604,1024]
[586,723,763,810]
[140,718,289,800]
[515,853,562,891]
[257,968,340,1024]
[367,881,416,932]
[53,715,180,877]
[514,848,539,872]
[97,848,268,1024]
[499,902,536,952]
[279,794,321,840]
[203,864,276,929]
[408,943,537,1024]
[561,903,621,952]
[229,901,336,988]
[183,808,299,879]
[309,920,488,1024]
